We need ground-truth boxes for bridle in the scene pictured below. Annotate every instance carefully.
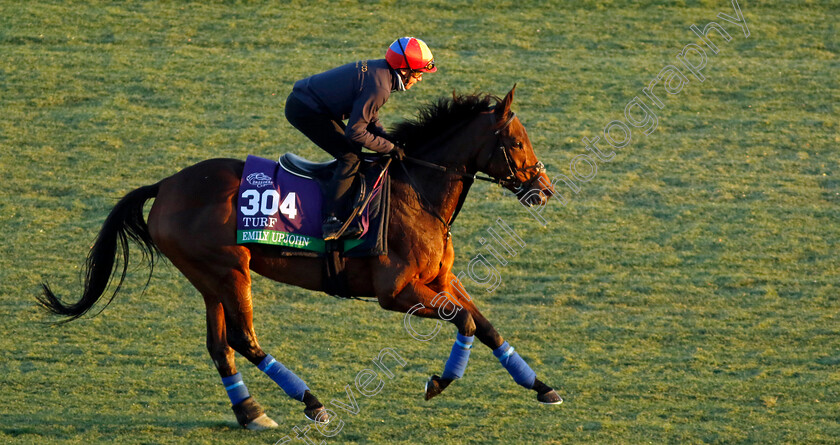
[403,110,545,190]
[396,108,547,237]
[477,111,547,191]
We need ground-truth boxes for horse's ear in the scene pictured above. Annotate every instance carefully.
[497,83,517,118]
[452,89,458,102]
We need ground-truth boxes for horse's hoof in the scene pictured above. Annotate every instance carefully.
[537,389,563,405]
[233,397,270,428]
[305,404,330,424]
[245,413,279,431]
[424,375,451,401]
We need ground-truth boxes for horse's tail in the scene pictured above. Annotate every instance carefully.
[37,183,161,322]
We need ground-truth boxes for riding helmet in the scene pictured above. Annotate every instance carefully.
[386,37,437,73]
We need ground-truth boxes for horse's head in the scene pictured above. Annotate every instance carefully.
[476,85,554,206]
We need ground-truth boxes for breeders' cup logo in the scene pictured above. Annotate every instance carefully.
[246,172,273,188]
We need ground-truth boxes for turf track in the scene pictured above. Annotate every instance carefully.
[1,1,838,443]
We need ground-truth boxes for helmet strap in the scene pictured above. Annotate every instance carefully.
[397,38,414,72]
[397,69,411,86]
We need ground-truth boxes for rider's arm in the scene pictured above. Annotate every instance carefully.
[366,118,391,140]
[345,88,395,153]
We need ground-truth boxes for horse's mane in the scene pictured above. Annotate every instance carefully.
[391,93,499,152]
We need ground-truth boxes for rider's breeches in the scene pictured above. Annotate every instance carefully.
[285,93,361,218]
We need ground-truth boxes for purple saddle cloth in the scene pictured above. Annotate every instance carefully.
[236,155,389,257]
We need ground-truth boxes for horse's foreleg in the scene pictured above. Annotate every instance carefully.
[379,281,483,399]
[455,297,562,405]
[412,275,562,405]
[378,271,561,404]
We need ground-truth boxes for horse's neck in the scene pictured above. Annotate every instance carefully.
[390,168,467,237]
[392,125,481,228]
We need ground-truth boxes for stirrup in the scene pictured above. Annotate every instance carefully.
[322,217,363,241]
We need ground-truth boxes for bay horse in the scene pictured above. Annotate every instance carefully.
[38,86,562,430]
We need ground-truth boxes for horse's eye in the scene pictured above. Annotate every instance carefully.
[514,141,523,149]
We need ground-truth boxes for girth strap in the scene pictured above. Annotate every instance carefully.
[323,240,351,299]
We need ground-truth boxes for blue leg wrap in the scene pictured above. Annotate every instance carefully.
[221,372,251,405]
[441,333,474,380]
[493,341,536,389]
[258,354,309,401]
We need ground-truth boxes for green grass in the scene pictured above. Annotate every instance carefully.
[2,0,839,443]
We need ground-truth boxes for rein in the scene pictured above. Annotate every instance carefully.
[403,111,516,186]
[404,156,497,184]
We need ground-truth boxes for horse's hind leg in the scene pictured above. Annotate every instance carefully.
[199,258,330,425]
[204,297,278,430]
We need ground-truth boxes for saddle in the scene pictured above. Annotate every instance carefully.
[279,153,367,215]
[278,153,335,182]
[236,154,391,298]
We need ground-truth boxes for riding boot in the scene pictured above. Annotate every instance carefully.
[322,198,364,241]
[322,152,363,240]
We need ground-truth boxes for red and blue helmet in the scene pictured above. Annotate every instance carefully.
[386,37,437,73]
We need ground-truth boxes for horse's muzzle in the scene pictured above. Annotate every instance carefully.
[514,172,554,207]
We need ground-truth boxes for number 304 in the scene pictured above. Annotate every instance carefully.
[240,190,298,219]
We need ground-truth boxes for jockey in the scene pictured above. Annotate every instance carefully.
[285,37,437,240]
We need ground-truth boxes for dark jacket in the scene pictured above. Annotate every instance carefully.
[292,59,399,153]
